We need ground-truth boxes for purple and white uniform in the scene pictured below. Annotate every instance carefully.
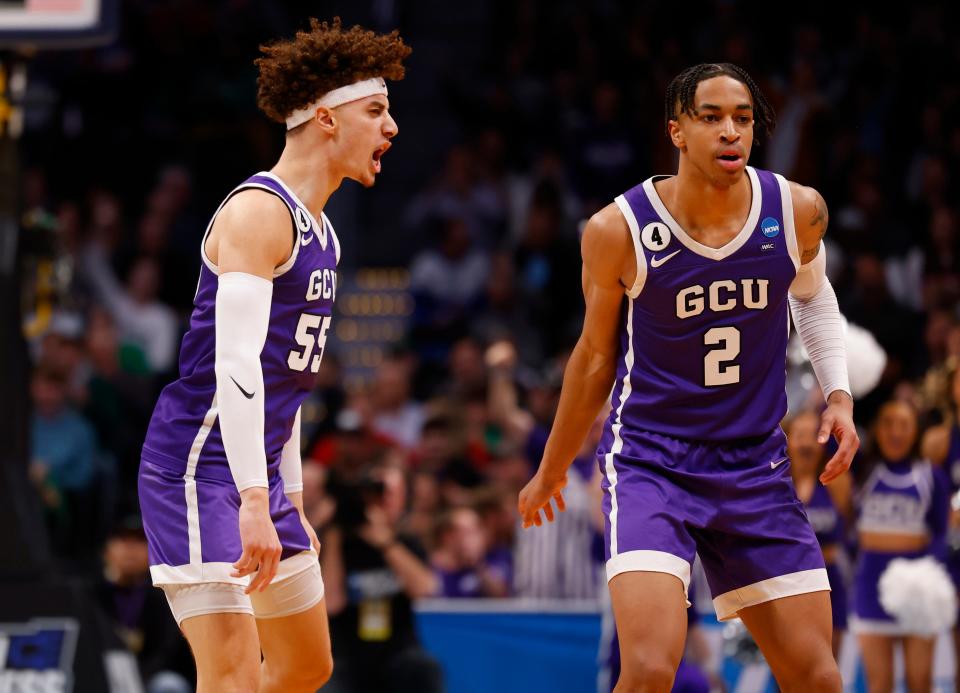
[852,459,949,634]
[803,484,848,629]
[139,171,340,587]
[598,166,828,620]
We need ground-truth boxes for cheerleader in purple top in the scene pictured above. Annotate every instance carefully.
[854,401,950,693]
[787,410,852,660]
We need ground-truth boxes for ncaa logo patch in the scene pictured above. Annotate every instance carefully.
[761,217,780,238]
[641,222,671,252]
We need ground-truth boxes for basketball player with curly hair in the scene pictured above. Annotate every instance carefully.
[520,63,859,692]
[137,18,410,692]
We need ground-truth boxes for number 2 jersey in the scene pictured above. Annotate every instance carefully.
[598,166,801,448]
[142,171,339,480]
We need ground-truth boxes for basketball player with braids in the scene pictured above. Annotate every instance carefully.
[137,19,410,692]
[520,63,859,691]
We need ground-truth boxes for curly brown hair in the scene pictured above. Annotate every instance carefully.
[255,17,411,125]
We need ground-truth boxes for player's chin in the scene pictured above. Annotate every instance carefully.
[349,170,378,188]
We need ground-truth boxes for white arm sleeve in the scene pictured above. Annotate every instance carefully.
[215,272,272,492]
[788,244,851,400]
[279,406,303,493]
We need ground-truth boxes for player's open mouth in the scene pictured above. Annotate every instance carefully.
[716,152,743,171]
[372,142,391,173]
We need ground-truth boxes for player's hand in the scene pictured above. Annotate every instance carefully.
[818,391,859,485]
[518,469,567,529]
[233,487,282,594]
[299,511,321,554]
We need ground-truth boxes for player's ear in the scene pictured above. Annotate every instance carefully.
[314,106,337,134]
[668,119,685,151]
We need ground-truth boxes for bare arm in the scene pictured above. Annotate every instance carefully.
[922,425,951,466]
[791,183,829,267]
[381,543,440,599]
[209,190,292,278]
[359,506,439,598]
[518,203,633,527]
[485,341,535,444]
[319,526,347,614]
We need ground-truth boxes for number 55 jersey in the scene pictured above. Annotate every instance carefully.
[140,171,338,584]
[600,166,800,445]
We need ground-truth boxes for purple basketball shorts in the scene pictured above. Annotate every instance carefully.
[139,452,313,587]
[599,426,829,620]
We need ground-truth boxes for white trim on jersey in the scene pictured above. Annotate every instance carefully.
[199,182,303,278]
[603,297,637,558]
[712,567,830,621]
[606,549,692,595]
[322,211,341,266]
[185,394,219,567]
[614,195,647,298]
[257,172,329,251]
[642,166,762,261]
[775,173,801,272]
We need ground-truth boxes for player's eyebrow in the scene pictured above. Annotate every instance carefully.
[698,103,753,111]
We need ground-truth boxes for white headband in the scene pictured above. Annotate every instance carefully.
[285,77,388,130]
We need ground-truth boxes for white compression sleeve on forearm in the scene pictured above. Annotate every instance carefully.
[788,244,851,400]
[215,272,272,491]
[279,406,303,493]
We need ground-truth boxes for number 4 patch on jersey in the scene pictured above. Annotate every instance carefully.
[641,222,672,252]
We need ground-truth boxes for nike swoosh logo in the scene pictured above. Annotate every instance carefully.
[300,232,313,246]
[770,457,788,470]
[650,250,681,268]
[230,376,255,399]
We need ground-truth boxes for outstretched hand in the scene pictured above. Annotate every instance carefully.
[518,470,568,529]
[818,391,859,484]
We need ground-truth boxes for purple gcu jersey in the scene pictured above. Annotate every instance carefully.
[139,171,338,585]
[596,168,829,620]
[599,166,800,445]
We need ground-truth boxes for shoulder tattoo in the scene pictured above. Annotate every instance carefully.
[800,190,829,264]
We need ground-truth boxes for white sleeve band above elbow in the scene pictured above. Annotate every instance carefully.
[788,241,827,299]
[788,272,851,401]
[215,272,273,492]
[279,406,303,493]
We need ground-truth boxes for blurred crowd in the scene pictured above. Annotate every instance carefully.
[12,0,960,690]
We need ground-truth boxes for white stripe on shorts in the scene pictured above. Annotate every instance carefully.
[185,394,218,567]
[604,296,636,558]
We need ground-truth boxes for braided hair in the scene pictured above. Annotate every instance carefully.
[664,63,775,143]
